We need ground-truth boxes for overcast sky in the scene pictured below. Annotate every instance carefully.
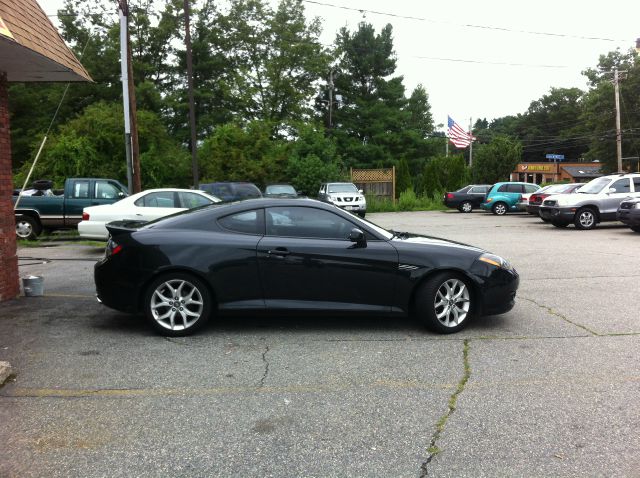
[43,0,639,130]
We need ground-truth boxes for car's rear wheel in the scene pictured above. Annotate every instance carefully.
[143,272,211,336]
[15,216,41,240]
[458,201,473,213]
[414,272,472,334]
[492,202,507,216]
[574,207,597,230]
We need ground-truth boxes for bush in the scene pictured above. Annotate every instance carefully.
[366,188,446,212]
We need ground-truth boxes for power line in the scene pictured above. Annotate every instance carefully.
[413,56,569,69]
[302,0,626,42]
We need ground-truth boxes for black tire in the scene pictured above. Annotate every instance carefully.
[492,202,508,216]
[630,226,640,233]
[358,211,366,218]
[143,272,212,336]
[551,221,569,228]
[574,207,597,230]
[15,216,41,240]
[414,272,473,334]
[458,201,473,213]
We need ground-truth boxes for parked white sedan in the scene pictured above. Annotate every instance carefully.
[78,188,220,240]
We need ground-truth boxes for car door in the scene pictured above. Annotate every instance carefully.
[468,186,488,206]
[601,178,631,218]
[257,205,399,312]
[130,191,183,221]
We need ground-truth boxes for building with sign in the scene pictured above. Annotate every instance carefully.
[0,0,91,301]
[510,162,603,184]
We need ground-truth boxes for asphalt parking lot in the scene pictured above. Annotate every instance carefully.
[1,210,639,477]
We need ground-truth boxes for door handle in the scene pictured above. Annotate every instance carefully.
[267,248,290,257]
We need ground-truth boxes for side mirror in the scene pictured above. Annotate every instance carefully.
[349,228,366,247]
[608,188,617,194]
[118,192,126,198]
[359,189,364,194]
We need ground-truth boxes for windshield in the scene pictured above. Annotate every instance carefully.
[577,177,609,194]
[266,185,296,195]
[328,183,358,193]
[351,215,393,240]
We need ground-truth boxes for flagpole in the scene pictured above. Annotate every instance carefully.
[468,117,473,167]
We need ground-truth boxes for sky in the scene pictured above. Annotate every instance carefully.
[43,0,639,131]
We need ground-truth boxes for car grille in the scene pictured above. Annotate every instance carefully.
[543,199,557,206]
[620,202,633,210]
[343,197,354,202]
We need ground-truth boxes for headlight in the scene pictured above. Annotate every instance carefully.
[478,253,512,270]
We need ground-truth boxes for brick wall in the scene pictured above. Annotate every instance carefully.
[0,72,20,301]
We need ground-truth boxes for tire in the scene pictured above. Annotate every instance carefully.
[574,207,597,230]
[630,226,640,233]
[551,221,569,228]
[492,202,508,216]
[458,201,473,213]
[143,272,212,336]
[358,211,366,218]
[414,272,472,334]
[15,216,41,240]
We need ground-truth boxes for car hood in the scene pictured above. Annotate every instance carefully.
[391,232,485,254]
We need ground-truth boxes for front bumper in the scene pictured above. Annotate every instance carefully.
[617,208,640,226]
[331,202,366,213]
[539,206,576,223]
[475,267,519,317]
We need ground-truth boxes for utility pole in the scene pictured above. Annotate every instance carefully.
[118,0,133,193]
[614,68,623,172]
[328,70,334,128]
[184,0,199,189]
[127,22,141,193]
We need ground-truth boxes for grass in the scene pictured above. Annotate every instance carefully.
[366,189,447,213]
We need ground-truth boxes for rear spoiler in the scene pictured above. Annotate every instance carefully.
[106,219,149,238]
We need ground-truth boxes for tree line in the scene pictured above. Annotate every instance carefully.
[9,0,640,198]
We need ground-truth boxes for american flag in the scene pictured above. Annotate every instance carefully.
[447,116,475,149]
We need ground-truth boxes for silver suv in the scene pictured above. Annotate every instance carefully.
[539,173,640,229]
[318,182,367,218]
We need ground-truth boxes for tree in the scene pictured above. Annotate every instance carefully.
[419,155,468,197]
[470,135,522,183]
[395,158,411,197]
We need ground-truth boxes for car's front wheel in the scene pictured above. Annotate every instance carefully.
[630,226,640,233]
[414,272,472,334]
[551,221,569,228]
[574,207,597,230]
[492,202,507,216]
[143,273,212,336]
[458,201,473,213]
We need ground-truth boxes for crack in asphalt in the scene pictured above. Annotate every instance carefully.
[521,297,599,336]
[259,344,270,387]
[419,339,471,477]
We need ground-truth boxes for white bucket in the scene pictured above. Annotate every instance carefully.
[22,275,44,297]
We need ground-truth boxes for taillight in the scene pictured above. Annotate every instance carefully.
[105,238,123,257]
[447,193,454,199]
[82,212,90,220]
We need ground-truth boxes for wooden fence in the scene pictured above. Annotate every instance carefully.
[351,167,395,202]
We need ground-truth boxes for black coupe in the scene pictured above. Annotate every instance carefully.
[95,199,519,336]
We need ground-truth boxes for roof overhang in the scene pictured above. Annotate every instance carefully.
[0,36,89,82]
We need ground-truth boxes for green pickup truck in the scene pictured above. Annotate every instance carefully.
[13,178,128,240]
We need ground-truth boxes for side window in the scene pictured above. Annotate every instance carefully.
[135,191,177,208]
[95,181,120,199]
[71,181,90,199]
[525,184,539,194]
[505,184,523,193]
[497,184,508,192]
[633,177,640,192]
[178,192,212,209]
[610,178,631,193]
[266,206,354,240]
[218,209,263,235]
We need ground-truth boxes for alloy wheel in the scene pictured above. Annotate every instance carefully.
[433,278,470,328]
[150,278,204,331]
[461,202,472,213]
[578,210,595,229]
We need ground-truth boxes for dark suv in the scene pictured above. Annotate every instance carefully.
[199,182,262,202]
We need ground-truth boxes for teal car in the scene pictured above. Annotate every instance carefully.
[480,182,540,215]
